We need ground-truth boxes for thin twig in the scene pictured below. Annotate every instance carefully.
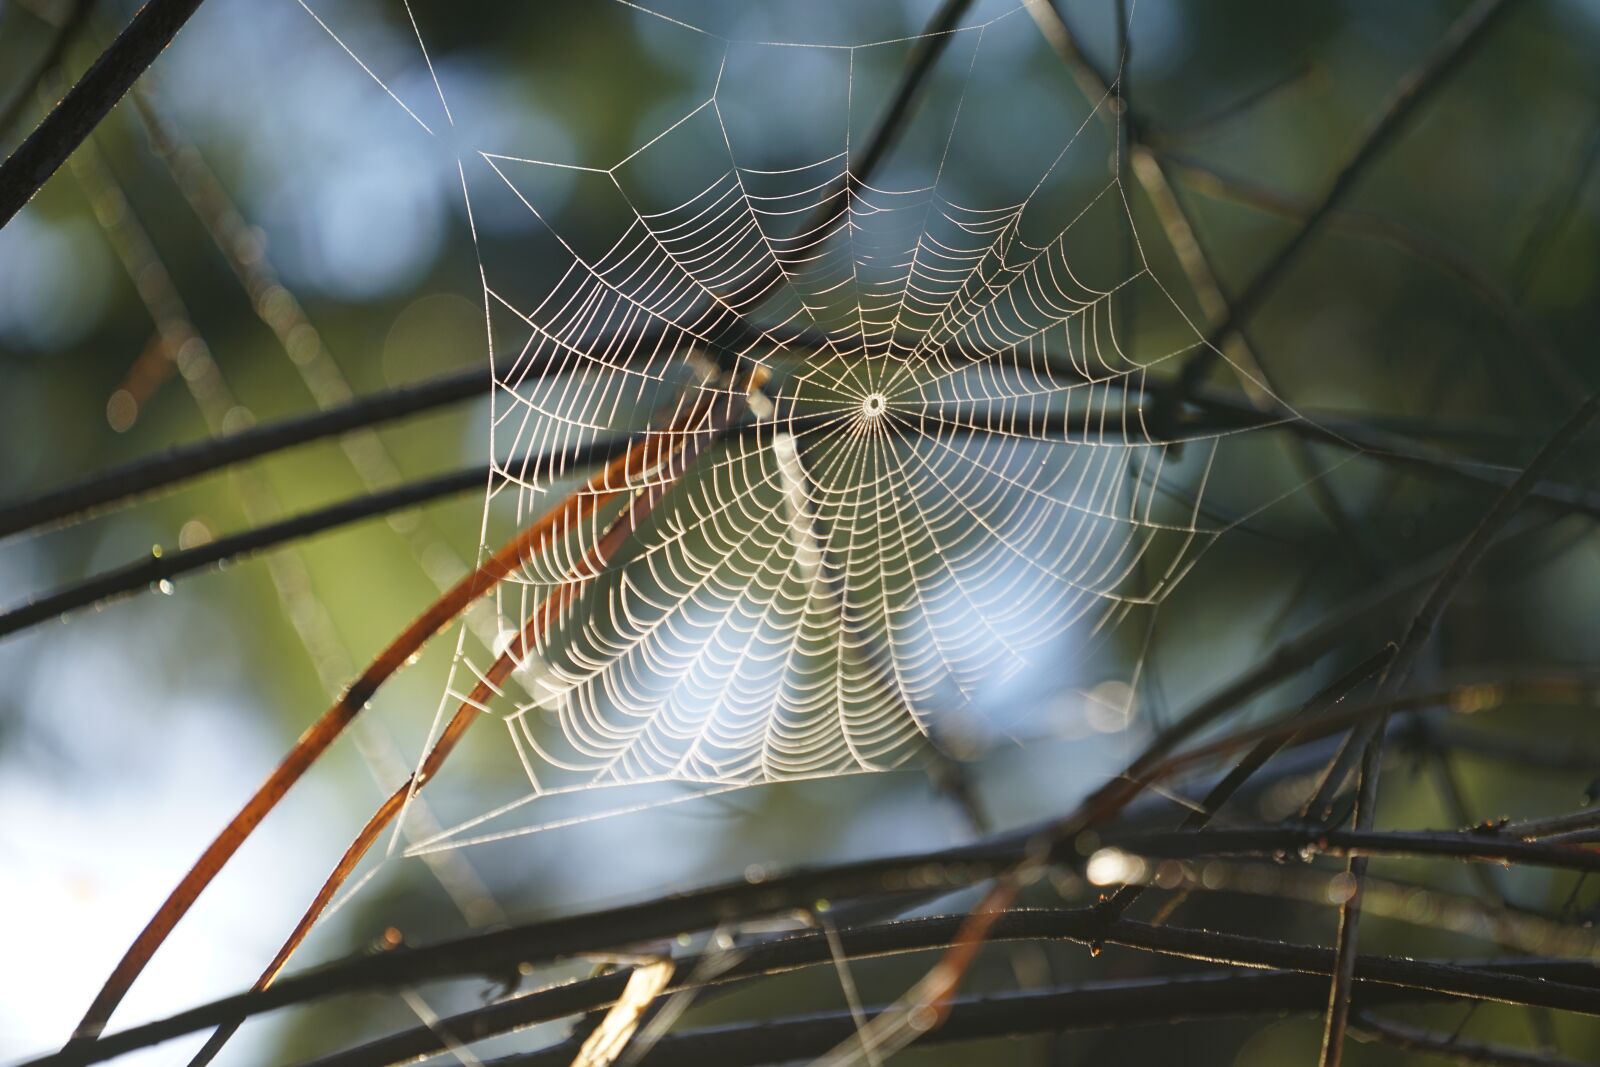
[1504,808,1600,842]
[1320,381,1600,1065]
[1154,0,1516,429]
[1098,645,1395,919]
[0,364,485,539]
[1030,0,1384,574]
[37,904,1600,1067]
[1106,824,1600,875]
[184,384,747,1067]
[65,414,704,1043]
[1351,1012,1588,1067]
[480,970,1593,1067]
[6,326,1594,545]
[11,395,1599,644]
[0,0,92,143]
[0,418,841,641]
[0,313,816,540]
[0,460,484,637]
[1159,151,1584,400]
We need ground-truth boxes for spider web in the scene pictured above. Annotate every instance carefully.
[295,0,1310,855]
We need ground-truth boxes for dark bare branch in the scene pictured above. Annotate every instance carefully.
[0,367,486,540]
[38,904,1600,1067]
[0,0,206,229]
[1351,1011,1589,1067]
[1321,381,1600,1064]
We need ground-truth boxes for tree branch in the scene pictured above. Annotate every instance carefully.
[479,967,1597,1067]
[1107,824,1600,875]
[36,905,1600,1067]
[6,325,1596,547]
[10,393,1600,645]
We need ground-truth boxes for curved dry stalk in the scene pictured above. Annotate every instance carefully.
[185,390,748,1065]
[69,398,717,1044]
[47,10,980,1040]
[187,647,510,1065]
[810,877,1023,1067]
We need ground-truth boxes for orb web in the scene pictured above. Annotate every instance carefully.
[292,0,1306,852]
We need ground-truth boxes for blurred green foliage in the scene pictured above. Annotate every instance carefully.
[3,1,1600,1063]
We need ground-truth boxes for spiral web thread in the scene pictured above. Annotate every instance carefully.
[296,0,1304,855]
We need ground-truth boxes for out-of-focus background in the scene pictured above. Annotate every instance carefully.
[3,1,1600,1063]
